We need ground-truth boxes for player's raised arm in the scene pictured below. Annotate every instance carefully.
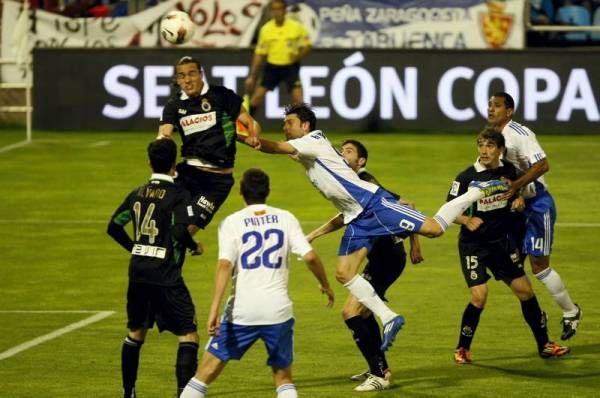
[157,123,175,140]
[236,108,262,148]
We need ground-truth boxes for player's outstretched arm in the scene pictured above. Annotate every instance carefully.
[207,259,232,336]
[306,213,344,243]
[500,158,549,200]
[236,109,262,148]
[256,138,297,155]
[302,250,335,307]
[157,123,175,139]
[511,195,526,212]
[454,215,483,232]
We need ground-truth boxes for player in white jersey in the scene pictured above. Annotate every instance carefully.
[488,92,581,340]
[181,168,334,398]
[254,103,509,352]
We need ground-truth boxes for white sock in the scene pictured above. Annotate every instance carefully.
[344,275,396,324]
[180,377,207,398]
[433,189,482,230]
[535,267,578,316]
[277,383,298,398]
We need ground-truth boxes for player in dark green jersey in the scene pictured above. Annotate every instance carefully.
[107,139,203,398]
[447,128,568,364]
[158,56,261,234]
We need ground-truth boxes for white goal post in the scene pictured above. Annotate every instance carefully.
[0,57,32,144]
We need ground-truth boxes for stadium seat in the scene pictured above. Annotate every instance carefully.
[554,5,591,42]
[111,1,128,17]
[530,0,555,24]
[592,8,600,41]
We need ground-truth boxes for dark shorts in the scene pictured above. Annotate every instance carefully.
[260,62,301,92]
[362,236,406,300]
[175,163,234,228]
[126,281,197,335]
[458,238,525,288]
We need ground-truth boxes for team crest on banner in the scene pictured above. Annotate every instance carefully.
[480,1,514,49]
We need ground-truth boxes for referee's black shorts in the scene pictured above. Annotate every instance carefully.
[260,62,301,92]
[126,281,197,335]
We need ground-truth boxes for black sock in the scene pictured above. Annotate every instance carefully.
[457,303,483,350]
[521,296,548,351]
[363,314,389,371]
[122,336,143,398]
[176,341,199,395]
[345,316,386,377]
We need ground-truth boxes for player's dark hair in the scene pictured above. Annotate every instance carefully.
[241,168,270,204]
[284,103,316,131]
[148,139,177,174]
[176,55,202,71]
[342,139,368,164]
[477,127,505,149]
[493,92,515,110]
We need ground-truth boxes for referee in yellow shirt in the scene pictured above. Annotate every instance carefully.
[244,0,312,115]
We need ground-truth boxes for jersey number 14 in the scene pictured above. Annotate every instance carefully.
[133,202,159,244]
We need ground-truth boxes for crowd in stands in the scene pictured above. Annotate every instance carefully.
[27,0,158,17]
[529,0,600,45]
[16,0,600,46]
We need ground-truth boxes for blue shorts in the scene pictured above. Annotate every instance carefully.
[339,191,425,256]
[523,191,556,256]
[206,318,294,369]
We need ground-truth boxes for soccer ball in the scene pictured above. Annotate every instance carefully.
[160,11,195,45]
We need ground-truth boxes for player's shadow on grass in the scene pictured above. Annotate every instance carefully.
[209,374,349,396]
[210,373,403,396]
[297,373,402,391]
[469,342,600,380]
[209,344,600,396]
[372,343,600,393]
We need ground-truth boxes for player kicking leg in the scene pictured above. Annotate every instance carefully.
[338,179,510,352]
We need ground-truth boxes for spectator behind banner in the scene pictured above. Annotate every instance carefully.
[89,0,111,17]
[112,0,129,17]
[554,0,592,42]
[528,0,557,45]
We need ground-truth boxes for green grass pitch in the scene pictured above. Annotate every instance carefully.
[0,130,599,397]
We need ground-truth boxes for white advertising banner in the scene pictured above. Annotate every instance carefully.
[290,0,525,49]
[1,0,267,83]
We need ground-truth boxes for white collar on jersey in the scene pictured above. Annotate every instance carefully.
[356,167,367,174]
[245,203,268,212]
[150,173,174,183]
[474,157,504,172]
[179,80,210,100]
